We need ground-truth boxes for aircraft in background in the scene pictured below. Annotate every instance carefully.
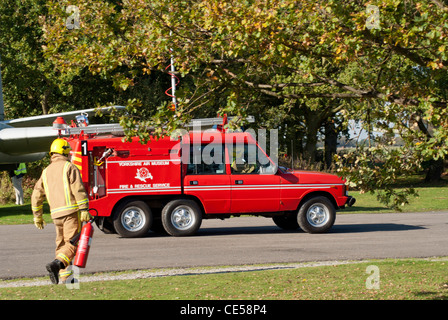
[0,106,125,170]
[0,54,126,170]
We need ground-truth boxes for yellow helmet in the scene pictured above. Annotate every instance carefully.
[50,138,71,156]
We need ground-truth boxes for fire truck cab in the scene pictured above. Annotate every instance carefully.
[65,118,355,238]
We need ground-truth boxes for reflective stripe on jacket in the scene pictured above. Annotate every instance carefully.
[14,163,27,176]
[31,154,89,219]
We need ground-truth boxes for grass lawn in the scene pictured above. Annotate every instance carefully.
[345,176,448,213]
[0,258,447,300]
[345,184,448,214]
[0,202,50,225]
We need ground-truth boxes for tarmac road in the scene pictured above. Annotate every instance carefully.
[0,211,447,280]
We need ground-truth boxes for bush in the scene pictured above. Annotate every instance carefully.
[0,172,15,204]
[0,158,47,205]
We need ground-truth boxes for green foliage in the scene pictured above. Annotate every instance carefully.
[0,172,15,204]
[2,0,448,208]
[335,143,422,210]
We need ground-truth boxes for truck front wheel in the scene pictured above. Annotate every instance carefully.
[297,196,335,233]
[113,200,153,238]
[162,199,202,237]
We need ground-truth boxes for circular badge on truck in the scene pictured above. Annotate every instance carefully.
[135,167,153,182]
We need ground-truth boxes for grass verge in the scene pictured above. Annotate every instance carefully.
[0,258,447,300]
[345,184,448,214]
[0,202,50,225]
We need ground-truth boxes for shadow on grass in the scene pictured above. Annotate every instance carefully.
[343,206,392,213]
[413,290,448,300]
[0,203,31,216]
[391,177,448,189]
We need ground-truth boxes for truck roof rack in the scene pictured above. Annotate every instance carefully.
[186,115,255,128]
[63,116,255,136]
[65,123,125,136]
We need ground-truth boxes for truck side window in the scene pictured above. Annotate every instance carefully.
[187,144,226,175]
[230,143,258,174]
[229,143,276,174]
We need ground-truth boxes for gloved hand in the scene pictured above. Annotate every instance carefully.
[34,216,46,230]
[79,210,91,222]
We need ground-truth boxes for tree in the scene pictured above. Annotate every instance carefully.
[0,0,166,121]
[0,0,54,117]
[41,0,447,209]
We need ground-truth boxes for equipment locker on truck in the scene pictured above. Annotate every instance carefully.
[62,116,355,238]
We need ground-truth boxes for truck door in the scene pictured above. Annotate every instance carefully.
[228,143,280,213]
[183,144,231,214]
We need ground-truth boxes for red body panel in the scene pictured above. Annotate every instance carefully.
[230,173,281,213]
[184,174,231,214]
[279,170,348,211]
[66,131,350,219]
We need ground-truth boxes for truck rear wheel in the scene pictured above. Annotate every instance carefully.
[113,200,153,238]
[161,199,202,237]
[297,196,335,233]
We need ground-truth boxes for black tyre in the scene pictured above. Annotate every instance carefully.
[161,199,202,236]
[297,196,336,233]
[113,200,153,238]
[150,217,168,235]
[272,215,299,230]
[95,217,117,234]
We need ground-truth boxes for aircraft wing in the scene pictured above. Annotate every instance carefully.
[0,125,58,156]
[0,106,125,165]
[3,106,125,128]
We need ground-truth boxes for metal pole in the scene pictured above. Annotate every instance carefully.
[0,54,5,121]
[169,30,177,112]
[170,55,177,111]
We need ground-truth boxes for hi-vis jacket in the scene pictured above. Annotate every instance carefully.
[14,163,27,177]
[32,154,89,219]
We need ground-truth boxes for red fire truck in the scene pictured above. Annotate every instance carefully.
[63,117,355,238]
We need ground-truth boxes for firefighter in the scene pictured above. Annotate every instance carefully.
[31,138,91,284]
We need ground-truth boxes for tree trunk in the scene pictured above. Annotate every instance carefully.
[324,120,338,169]
[415,117,444,182]
[40,88,50,114]
[303,110,321,163]
[424,158,444,182]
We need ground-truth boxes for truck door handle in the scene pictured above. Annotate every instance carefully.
[235,180,244,185]
[190,181,198,185]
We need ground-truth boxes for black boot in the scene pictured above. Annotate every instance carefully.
[46,259,65,284]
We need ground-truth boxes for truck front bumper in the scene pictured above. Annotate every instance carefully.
[346,196,356,207]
